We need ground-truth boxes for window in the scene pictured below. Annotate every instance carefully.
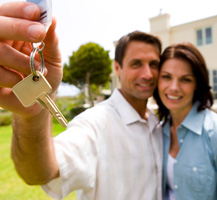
[212,70,217,99]
[205,27,212,44]
[196,30,203,46]
[196,27,213,46]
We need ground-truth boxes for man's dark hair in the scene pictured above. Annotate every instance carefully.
[115,31,162,67]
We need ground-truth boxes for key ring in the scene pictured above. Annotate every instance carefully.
[30,42,45,79]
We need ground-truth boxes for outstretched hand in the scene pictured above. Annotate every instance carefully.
[0,1,62,117]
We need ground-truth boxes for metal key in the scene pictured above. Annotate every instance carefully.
[12,71,67,127]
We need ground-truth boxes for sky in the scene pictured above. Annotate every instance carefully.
[0,0,217,96]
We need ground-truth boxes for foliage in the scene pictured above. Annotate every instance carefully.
[0,124,76,200]
[63,42,112,106]
[54,94,85,121]
[69,106,87,119]
[0,94,87,127]
[0,110,12,126]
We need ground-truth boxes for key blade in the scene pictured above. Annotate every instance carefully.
[38,93,68,127]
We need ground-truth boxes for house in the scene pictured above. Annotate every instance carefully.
[111,13,217,110]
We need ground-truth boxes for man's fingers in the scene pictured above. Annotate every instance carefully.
[0,43,30,74]
[0,2,46,42]
[0,16,46,42]
[0,87,42,117]
[0,66,23,88]
[0,42,38,75]
[0,2,40,20]
[43,18,62,67]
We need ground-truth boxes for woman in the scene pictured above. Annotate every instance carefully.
[154,42,217,200]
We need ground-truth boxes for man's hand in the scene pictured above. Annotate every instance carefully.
[0,1,62,117]
[0,1,61,184]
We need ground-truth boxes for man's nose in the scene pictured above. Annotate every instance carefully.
[141,65,153,80]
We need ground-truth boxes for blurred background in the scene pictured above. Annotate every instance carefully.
[0,0,216,199]
[1,0,217,98]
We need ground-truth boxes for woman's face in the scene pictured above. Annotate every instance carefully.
[158,58,197,115]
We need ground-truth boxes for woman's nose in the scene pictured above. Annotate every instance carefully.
[169,79,179,91]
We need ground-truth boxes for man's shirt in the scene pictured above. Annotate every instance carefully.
[42,89,163,200]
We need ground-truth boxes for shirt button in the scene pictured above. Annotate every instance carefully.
[193,167,197,171]
[180,139,184,143]
[174,185,178,189]
[174,160,178,164]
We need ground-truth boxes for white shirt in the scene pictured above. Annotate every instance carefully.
[166,154,176,200]
[42,89,163,200]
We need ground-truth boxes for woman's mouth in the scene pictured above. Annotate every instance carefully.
[166,94,182,100]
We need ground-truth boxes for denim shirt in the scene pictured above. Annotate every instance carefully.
[162,102,217,200]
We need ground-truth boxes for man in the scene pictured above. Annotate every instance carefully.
[0,2,162,200]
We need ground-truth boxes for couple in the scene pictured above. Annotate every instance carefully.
[0,2,216,200]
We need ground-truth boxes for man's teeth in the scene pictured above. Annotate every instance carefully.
[167,95,181,100]
[141,84,150,87]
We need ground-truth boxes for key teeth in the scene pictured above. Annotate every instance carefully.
[60,120,68,127]
[37,89,68,127]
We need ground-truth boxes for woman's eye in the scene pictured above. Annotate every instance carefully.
[182,78,192,82]
[160,75,170,79]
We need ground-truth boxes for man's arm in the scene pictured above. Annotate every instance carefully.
[12,110,60,185]
[0,2,61,184]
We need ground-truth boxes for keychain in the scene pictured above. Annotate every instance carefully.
[27,0,52,32]
[26,0,52,78]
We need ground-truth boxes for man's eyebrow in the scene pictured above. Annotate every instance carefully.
[150,59,160,64]
[129,58,142,63]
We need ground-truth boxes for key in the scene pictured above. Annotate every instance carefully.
[12,71,68,127]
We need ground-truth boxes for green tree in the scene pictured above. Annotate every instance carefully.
[63,42,112,106]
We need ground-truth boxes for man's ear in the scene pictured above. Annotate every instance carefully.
[114,61,121,77]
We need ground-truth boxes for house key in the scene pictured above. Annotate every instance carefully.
[12,71,68,127]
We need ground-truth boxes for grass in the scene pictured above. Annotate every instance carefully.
[0,123,77,200]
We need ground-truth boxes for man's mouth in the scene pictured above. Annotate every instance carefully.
[140,83,152,88]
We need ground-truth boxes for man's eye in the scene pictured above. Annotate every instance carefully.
[150,63,159,69]
[131,61,141,68]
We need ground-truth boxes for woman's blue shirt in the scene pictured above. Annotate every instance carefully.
[163,102,217,200]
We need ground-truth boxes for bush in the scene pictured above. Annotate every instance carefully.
[54,94,85,121]
[69,106,87,119]
[0,111,12,126]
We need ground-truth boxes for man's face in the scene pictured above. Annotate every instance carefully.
[115,41,160,106]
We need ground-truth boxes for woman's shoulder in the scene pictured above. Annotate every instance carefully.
[203,109,217,129]
[203,109,217,154]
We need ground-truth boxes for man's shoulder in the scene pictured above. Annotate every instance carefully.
[74,98,117,121]
[66,99,120,131]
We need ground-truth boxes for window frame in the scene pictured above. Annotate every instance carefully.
[196,26,213,46]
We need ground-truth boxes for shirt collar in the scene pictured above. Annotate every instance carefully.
[110,89,160,132]
[181,101,205,135]
[164,101,205,136]
[110,89,142,125]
